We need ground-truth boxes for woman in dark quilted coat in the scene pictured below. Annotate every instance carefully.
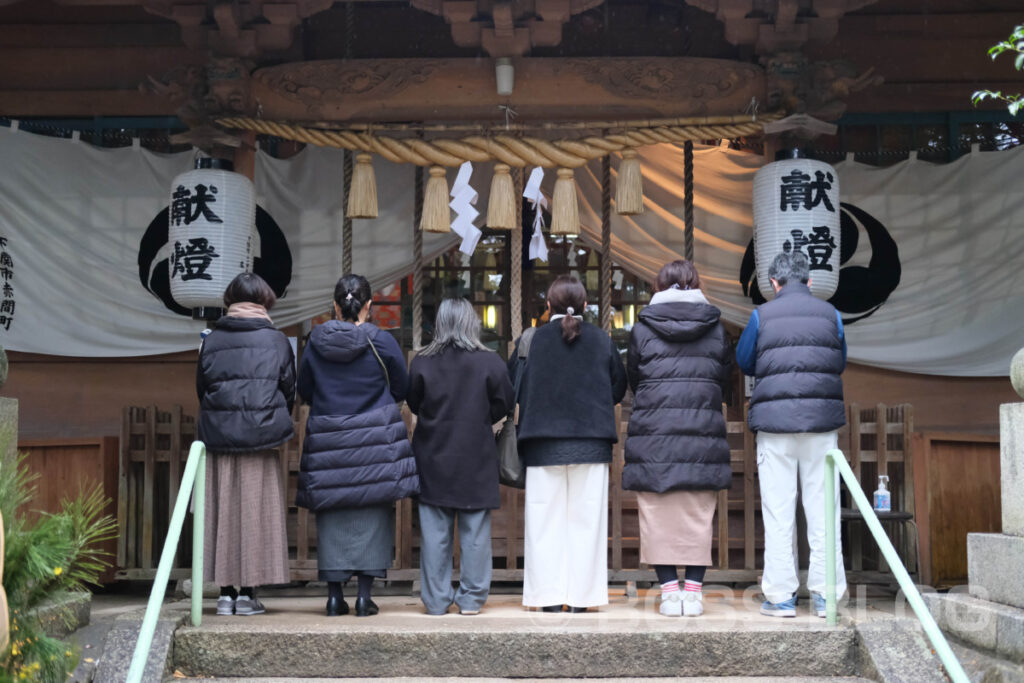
[296,274,417,618]
[197,272,295,617]
[407,297,514,616]
[623,260,732,618]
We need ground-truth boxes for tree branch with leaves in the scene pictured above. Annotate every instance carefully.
[973,24,1024,116]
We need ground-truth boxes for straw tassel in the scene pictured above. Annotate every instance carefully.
[420,165,451,233]
[550,167,579,235]
[346,152,379,219]
[486,163,517,229]
[615,148,645,215]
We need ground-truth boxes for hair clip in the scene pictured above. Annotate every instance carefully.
[345,293,354,301]
[566,306,575,315]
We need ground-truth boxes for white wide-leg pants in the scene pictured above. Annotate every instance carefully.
[757,431,847,604]
[523,463,609,608]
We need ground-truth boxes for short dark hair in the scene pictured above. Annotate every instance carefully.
[334,274,372,322]
[223,272,276,309]
[768,250,810,286]
[547,275,587,343]
[655,259,701,292]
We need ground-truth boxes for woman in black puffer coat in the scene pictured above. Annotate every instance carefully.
[296,274,417,618]
[623,260,732,618]
[197,272,295,617]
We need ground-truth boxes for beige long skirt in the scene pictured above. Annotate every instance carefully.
[203,450,290,587]
[637,489,718,566]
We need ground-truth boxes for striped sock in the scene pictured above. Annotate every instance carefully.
[684,580,702,593]
[661,580,680,595]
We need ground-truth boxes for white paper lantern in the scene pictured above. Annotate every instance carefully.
[752,150,841,300]
[168,158,255,318]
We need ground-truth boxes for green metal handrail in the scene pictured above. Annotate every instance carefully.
[825,448,968,683]
[126,440,206,683]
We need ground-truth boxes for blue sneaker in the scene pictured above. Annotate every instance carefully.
[811,592,828,618]
[760,596,797,617]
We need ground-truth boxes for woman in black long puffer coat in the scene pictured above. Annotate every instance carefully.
[197,272,295,617]
[295,274,417,618]
[623,260,732,618]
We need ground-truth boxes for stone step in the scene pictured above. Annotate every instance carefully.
[195,678,877,682]
[172,596,862,679]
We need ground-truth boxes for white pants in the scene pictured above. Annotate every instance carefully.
[523,463,609,607]
[757,431,847,604]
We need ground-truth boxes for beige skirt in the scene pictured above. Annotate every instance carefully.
[637,489,718,567]
[203,450,290,587]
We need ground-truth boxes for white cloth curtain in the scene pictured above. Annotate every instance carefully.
[0,129,1020,376]
[572,143,1024,377]
[0,130,454,357]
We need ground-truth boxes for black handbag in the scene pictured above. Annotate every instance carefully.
[496,327,536,488]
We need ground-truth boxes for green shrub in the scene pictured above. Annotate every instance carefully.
[1,448,117,682]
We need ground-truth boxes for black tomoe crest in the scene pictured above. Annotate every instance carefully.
[740,202,900,324]
[139,205,292,316]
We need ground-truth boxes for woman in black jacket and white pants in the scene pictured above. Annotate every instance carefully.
[509,275,627,612]
[623,260,732,617]
[197,272,296,616]
[407,298,514,615]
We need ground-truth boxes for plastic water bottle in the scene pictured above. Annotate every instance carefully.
[873,475,891,513]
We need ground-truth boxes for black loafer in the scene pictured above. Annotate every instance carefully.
[326,596,349,617]
[355,597,379,617]
[568,606,588,613]
[541,605,564,613]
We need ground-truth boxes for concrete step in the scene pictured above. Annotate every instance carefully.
[194,678,877,682]
[172,596,863,679]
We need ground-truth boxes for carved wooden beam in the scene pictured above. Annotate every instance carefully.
[248,56,766,123]
[689,0,880,54]
[411,0,604,57]
[135,0,334,57]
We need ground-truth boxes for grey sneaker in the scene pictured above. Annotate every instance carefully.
[759,596,797,617]
[811,592,829,618]
[234,595,266,616]
[216,595,235,616]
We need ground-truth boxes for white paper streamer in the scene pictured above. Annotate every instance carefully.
[449,161,482,254]
[523,166,548,262]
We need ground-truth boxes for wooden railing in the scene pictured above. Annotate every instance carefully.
[115,406,196,580]
[116,402,915,585]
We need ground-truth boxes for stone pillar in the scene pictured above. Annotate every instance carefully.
[967,401,1024,609]
[0,397,16,462]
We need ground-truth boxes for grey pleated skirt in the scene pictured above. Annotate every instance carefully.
[315,503,394,581]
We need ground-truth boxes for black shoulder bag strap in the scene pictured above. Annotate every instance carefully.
[512,326,537,422]
[366,334,391,390]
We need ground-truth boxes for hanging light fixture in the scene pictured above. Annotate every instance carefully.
[168,158,255,320]
[752,148,841,300]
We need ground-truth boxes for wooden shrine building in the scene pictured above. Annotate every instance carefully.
[0,0,1020,589]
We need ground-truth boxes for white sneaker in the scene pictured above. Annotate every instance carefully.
[659,591,682,617]
[216,595,235,616]
[682,591,703,617]
[234,595,266,616]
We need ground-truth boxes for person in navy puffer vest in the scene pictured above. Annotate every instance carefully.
[736,251,848,619]
[296,274,418,618]
[623,260,732,618]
